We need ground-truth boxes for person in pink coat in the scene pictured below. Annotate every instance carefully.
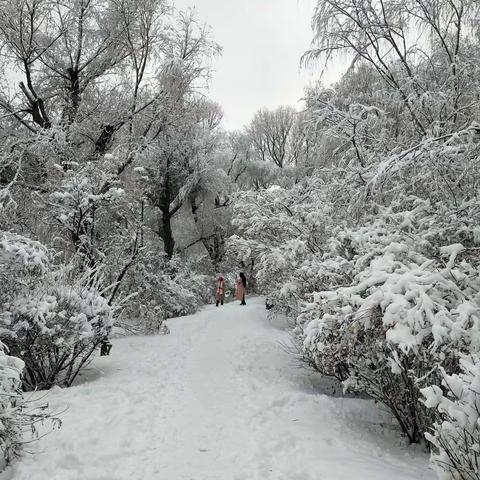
[235,272,247,305]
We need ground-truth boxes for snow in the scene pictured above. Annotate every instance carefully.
[3,298,434,480]
[439,243,465,269]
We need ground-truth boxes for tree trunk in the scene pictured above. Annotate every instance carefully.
[157,159,176,259]
[63,67,81,126]
[161,207,175,258]
[211,227,225,269]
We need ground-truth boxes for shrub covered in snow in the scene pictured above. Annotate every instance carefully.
[4,267,114,390]
[422,356,480,480]
[1,230,115,393]
[298,199,480,441]
[0,232,51,463]
[231,172,480,450]
[0,233,49,273]
[0,344,25,465]
[227,178,339,315]
[122,253,210,333]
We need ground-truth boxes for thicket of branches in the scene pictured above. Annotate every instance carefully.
[227,2,480,479]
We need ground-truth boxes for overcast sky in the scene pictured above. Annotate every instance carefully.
[175,0,332,130]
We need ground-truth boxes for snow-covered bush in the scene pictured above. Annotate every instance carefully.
[123,253,210,333]
[0,343,25,465]
[422,356,480,480]
[227,178,340,315]
[298,198,480,443]
[1,231,115,392]
[4,267,114,390]
[229,171,480,446]
[48,162,133,269]
[0,232,50,463]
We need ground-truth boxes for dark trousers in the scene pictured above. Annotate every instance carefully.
[100,340,112,356]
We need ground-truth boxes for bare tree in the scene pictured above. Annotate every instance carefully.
[248,106,296,168]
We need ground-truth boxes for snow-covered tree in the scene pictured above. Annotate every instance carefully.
[0,2,225,347]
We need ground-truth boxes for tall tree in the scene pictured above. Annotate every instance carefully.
[141,12,221,257]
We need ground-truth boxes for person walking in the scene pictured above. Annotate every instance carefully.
[216,275,225,307]
[235,272,247,305]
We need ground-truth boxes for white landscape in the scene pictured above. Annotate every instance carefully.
[2,298,434,480]
[0,0,479,479]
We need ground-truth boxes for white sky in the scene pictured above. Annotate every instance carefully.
[175,0,338,130]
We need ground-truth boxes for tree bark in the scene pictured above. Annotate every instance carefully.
[160,207,175,258]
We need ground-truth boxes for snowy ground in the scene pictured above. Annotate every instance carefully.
[2,297,435,480]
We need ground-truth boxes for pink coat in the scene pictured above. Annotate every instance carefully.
[235,278,246,300]
[216,278,225,300]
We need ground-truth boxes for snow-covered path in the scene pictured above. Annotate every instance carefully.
[3,297,434,480]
